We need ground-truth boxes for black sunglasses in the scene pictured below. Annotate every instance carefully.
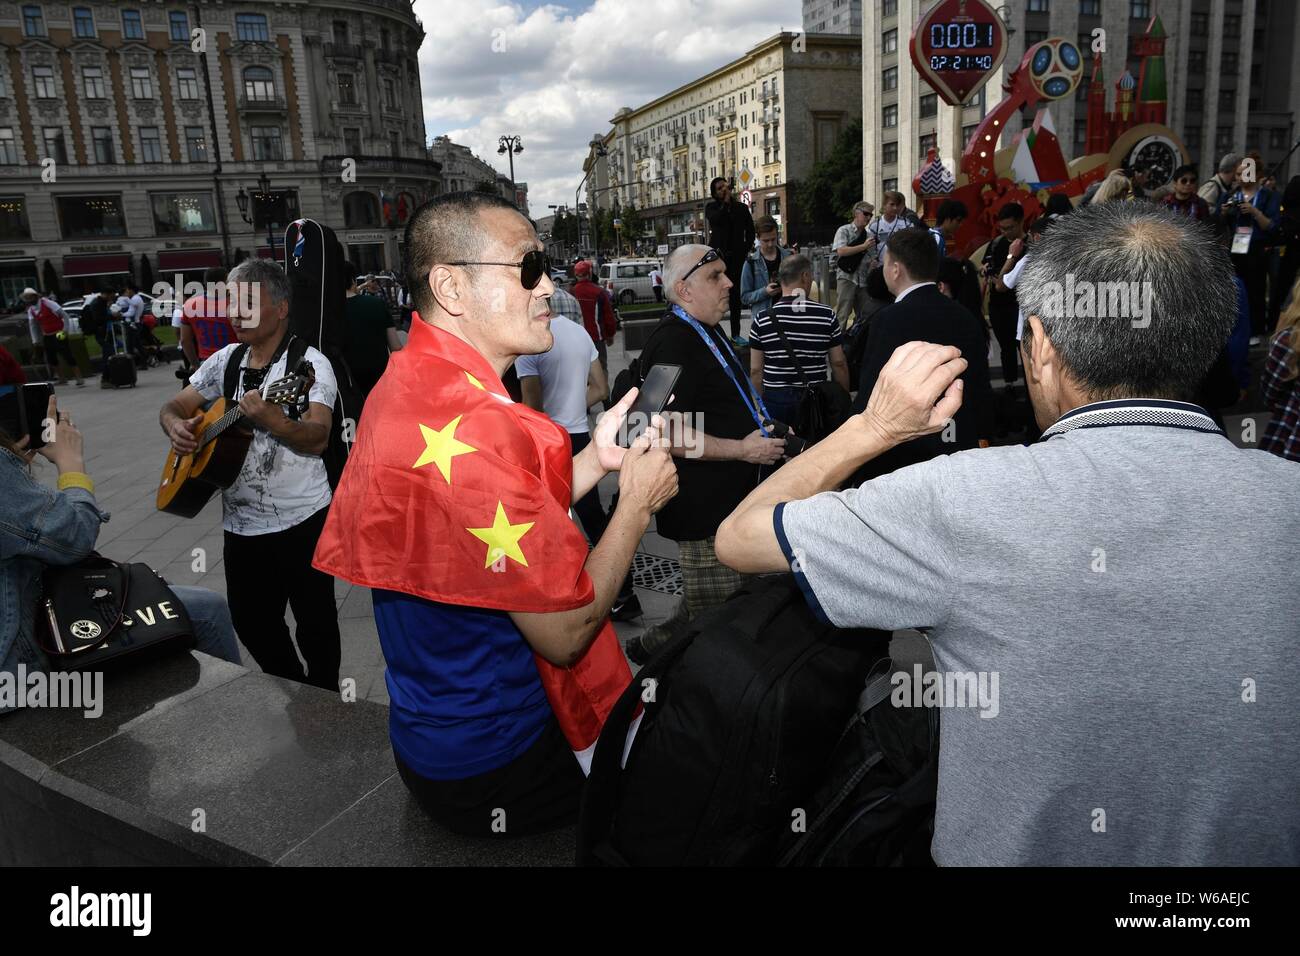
[681,249,721,284]
[445,250,552,290]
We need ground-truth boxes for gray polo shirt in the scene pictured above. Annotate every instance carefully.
[775,400,1300,866]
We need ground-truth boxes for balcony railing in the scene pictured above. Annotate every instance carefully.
[239,93,287,111]
[318,154,442,178]
[324,42,363,60]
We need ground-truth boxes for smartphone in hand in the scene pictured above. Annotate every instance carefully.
[621,364,681,447]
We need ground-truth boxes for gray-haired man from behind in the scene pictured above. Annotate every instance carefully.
[159,257,343,692]
[716,203,1300,865]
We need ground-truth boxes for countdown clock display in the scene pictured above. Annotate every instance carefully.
[910,0,1009,107]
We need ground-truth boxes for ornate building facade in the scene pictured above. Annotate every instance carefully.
[0,0,439,305]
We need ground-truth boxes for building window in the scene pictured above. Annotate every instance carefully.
[31,66,56,99]
[22,5,44,37]
[383,77,397,110]
[1216,127,1232,152]
[883,104,898,128]
[389,131,400,157]
[1220,89,1236,112]
[56,195,126,238]
[1183,127,1200,150]
[184,126,206,162]
[42,127,67,164]
[337,73,357,106]
[243,66,275,101]
[122,9,144,40]
[151,192,216,235]
[343,128,361,155]
[961,123,979,146]
[882,141,899,165]
[920,93,938,118]
[882,0,898,16]
[883,178,898,194]
[82,66,105,99]
[1186,88,1203,111]
[251,126,284,161]
[1224,14,1240,37]
[1271,128,1288,150]
[73,7,95,38]
[381,28,391,51]
[0,196,31,241]
[882,66,898,91]
[130,66,153,99]
[333,20,349,46]
[883,29,898,54]
[343,191,380,228]
[139,126,162,163]
[91,128,114,164]
[252,189,298,230]
[169,10,189,42]
[1190,13,1208,35]
[176,67,199,100]
[0,129,18,165]
[236,12,269,42]
[1079,0,1100,15]
[919,132,937,153]
[1074,119,1088,144]
[1026,31,1048,47]
[1222,52,1238,74]
[1188,50,1205,73]
[1130,0,1150,18]
[1028,0,1050,11]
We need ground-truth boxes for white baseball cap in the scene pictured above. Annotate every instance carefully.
[21,287,38,298]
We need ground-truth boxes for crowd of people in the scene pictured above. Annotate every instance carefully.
[2,165,1298,865]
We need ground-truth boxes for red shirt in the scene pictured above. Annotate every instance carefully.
[28,298,64,336]
[180,294,236,360]
[0,344,26,385]
[570,279,616,343]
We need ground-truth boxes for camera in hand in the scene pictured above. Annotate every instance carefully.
[764,419,806,457]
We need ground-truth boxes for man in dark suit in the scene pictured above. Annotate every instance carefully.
[849,227,993,483]
[704,177,756,345]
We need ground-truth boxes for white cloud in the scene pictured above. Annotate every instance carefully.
[414,0,803,213]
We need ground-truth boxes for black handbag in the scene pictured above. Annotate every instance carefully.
[36,554,195,671]
[769,314,852,445]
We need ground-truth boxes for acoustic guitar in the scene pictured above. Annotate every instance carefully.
[156,361,314,517]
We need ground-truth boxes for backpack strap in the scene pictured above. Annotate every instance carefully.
[768,309,814,389]
[221,344,251,401]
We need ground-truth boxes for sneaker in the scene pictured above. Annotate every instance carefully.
[731,335,749,348]
[610,593,643,622]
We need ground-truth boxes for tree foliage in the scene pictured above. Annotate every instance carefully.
[795,118,864,240]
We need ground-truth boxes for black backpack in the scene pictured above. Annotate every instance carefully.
[777,658,939,866]
[835,228,869,276]
[577,577,888,866]
[766,313,852,443]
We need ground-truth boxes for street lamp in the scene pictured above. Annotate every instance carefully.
[575,137,609,263]
[236,171,278,263]
[498,135,523,199]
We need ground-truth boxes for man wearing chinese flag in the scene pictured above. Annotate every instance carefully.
[314,192,678,836]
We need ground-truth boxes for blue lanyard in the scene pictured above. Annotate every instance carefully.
[671,305,771,435]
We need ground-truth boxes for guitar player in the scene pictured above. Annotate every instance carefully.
[158,258,342,692]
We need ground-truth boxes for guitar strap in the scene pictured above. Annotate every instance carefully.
[221,332,297,403]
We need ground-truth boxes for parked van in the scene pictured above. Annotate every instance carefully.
[599,258,661,305]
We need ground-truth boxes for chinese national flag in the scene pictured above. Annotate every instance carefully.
[313,316,632,771]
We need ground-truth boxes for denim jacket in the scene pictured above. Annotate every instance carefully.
[740,245,792,319]
[0,448,108,673]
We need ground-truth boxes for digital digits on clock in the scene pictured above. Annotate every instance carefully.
[929,22,996,49]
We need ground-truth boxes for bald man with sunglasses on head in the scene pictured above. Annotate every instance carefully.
[314,192,678,836]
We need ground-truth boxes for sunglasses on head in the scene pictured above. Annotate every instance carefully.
[681,248,721,284]
[444,250,552,290]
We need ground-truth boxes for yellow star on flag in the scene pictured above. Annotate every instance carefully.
[465,371,486,390]
[413,416,477,484]
[466,501,534,569]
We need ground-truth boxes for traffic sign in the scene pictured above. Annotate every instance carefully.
[740,189,753,207]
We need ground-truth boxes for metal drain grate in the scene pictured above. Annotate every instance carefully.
[631,551,683,596]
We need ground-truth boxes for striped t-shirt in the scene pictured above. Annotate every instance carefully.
[749,297,844,389]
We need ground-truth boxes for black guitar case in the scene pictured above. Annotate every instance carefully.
[283,218,363,488]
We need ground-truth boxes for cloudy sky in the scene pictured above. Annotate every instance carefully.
[412,0,804,214]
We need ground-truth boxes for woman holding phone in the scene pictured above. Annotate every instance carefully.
[1,395,241,696]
